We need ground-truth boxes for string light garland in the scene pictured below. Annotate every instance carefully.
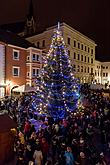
[31,22,80,119]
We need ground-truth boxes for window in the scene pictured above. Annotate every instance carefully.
[91,68,93,73]
[42,40,45,47]
[81,55,83,61]
[103,66,105,69]
[106,73,108,77]
[81,44,83,50]
[27,56,30,61]
[32,54,39,61]
[32,68,39,77]
[85,46,87,51]
[85,56,86,62]
[88,57,89,63]
[98,72,99,76]
[13,50,19,60]
[88,67,89,73]
[67,37,70,45]
[106,66,108,69]
[77,54,80,60]
[74,40,76,47]
[74,52,76,59]
[91,49,93,54]
[103,73,105,77]
[91,58,93,64]
[37,55,39,61]
[78,42,80,49]
[27,72,30,77]
[13,66,20,77]
[88,47,90,53]
[81,66,83,72]
[33,54,36,60]
[95,71,97,76]
[85,67,86,73]
[77,65,80,72]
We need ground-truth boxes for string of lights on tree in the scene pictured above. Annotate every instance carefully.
[31,22,80,119]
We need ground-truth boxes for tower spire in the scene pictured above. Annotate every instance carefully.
[27,0,34,20]
[23,0,37,36]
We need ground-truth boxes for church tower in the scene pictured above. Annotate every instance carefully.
[24,0,37,36]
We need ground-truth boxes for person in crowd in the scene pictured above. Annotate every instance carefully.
[64,146,75,165]
[33,146,43,165]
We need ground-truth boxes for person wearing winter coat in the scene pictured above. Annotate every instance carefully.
[64,146,74,165]
[33,146,43,165]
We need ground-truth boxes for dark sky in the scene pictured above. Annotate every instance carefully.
[0,0,110,61]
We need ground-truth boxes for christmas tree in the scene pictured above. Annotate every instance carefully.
[32,23,80,119]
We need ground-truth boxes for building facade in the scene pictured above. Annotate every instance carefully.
[0,30,42,97]
[26,23,97,83]
[26,47,42,86]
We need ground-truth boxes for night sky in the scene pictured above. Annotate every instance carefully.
[0,0,110,61]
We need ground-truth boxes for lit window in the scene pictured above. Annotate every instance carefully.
[13,66,20,77]
[13,50,19,60]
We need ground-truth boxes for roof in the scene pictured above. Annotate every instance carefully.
[0,114,17,133]
[0,29,36,48]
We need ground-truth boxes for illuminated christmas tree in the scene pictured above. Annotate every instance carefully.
[32,23,80,119]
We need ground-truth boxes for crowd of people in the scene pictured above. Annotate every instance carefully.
[0,84,110,165]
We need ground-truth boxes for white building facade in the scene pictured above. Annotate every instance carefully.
[94,60,110,85]
[26,23,97,83]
